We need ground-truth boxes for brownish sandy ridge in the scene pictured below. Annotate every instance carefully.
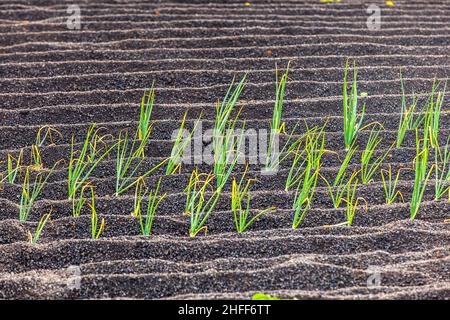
[0,0,449,299]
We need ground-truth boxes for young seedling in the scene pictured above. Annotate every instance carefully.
[266,63,290,169]
[285,124,328,191]
[292,162,320,229]
[68,124,116,200]
[132,177,146,218]
[396,69,424,148]
[214,76,246,140]
[29,126,62,172]
[185,168,221,237]
[232,164,275,233]
[35,126,62,147]
[88,187,105,239]
[425,79,446,149]
[264,121,304,174]
[410,129,434,221]
[344,178,367,227]
[137,177,166,237]
[28,209,52,244]
[19,165,56,222]
[360,124,393,184]
[6,149,23,184]
[434,138,450,200]
[88,130,112,162]
[212,75,246,190]
[36,126,62,148]
[304,122,330,171]
[285,142,307,192]
[72,183,91,218]
[342,60,366,150]
[30,144,43,171]
[213,110,245,192]
[380,164,405,205]
[166,112,202,175]
[418,117,430,181]
[138,82,155,143]
[115,128,167,195]
[322,143,359,208]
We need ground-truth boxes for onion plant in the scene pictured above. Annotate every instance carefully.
[380,164,405,205]
[343,60,366,150]
[185,168,221,237]
[285,124,327,191]
[72,183,91,218]
[30,144,43,171]
[322,142,359,208]
[397,69,424,148]
[425,79,446,149]
[115,128,166,195]
[434,138,450,200]
[6,149,23,184]
[166,112,202,175]
[418,117,430,181]
[266,63,289,170]
[285,142,307,192]
[19,165,56,222]
[213,76,246,190]
[30,126,61,171]
[344,178,367,227]
[68,124,115,200]
[138,82,155,143]
[28,209,52,244]
[410,129,434,221]
[89,187,105,239]
[360,124,393,184]
[213,111,245,192]
[264,121,304,174]
[292,161,320,229]
[137,177,166,237]
[214,76,246,137]
[232,164,275,233]
[132,178,145,218]
[304,122,329,171]
[35,125,62,147]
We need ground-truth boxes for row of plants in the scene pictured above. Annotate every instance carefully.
[1,60,448,243]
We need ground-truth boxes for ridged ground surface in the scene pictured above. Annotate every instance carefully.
[0,0,449,299]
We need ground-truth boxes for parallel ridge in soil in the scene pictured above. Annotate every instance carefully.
[0,0,449,300]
